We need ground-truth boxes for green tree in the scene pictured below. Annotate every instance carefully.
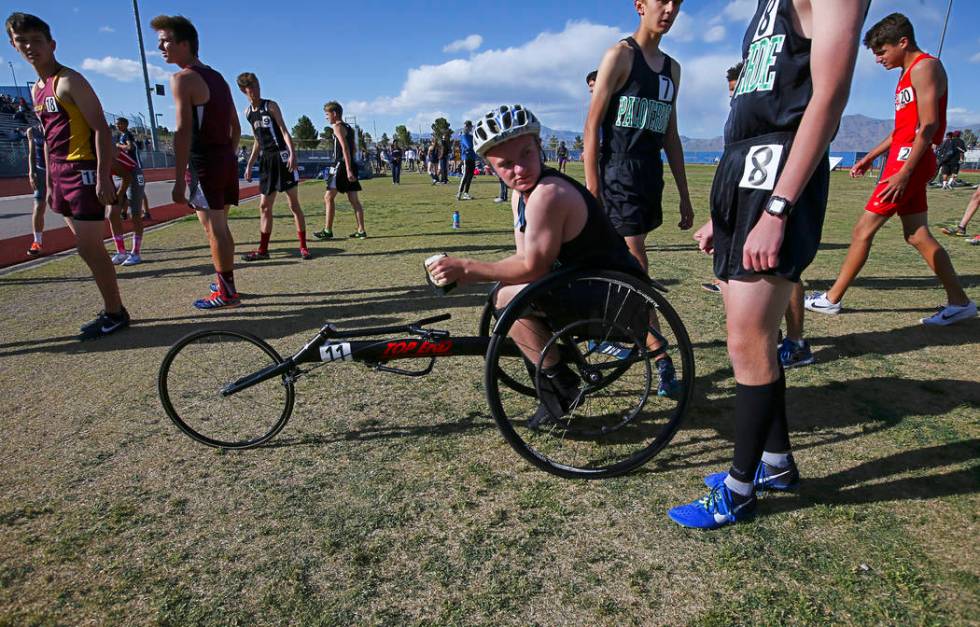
[573,135,583,151]
[358,129,371,155]
[292,115,318,149]
[394,125,412,148]
[962,128,977,149]
[379,132,390,149]
[320,125,335,149]
[431,117,451,141]
[548,136,559,152]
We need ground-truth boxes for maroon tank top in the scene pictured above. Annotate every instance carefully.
[188,64,234,159]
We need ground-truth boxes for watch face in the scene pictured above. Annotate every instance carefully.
[767,198,788,216]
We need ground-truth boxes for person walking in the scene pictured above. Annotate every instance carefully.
[456,121,476,200]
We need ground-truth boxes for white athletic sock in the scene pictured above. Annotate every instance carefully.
[33,231,42,244]
[762,451,791,468]
[724,475,754,497]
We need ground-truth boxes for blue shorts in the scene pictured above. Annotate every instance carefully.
[33,169,46,202]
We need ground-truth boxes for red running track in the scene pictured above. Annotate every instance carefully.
[0,184,260,270]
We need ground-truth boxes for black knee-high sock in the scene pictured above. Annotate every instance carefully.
[764,369,790,454]
[729,379,780,483]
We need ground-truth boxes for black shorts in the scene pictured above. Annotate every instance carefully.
[327,162,362,194]
[259,150,299,195]
[940,161,959,176]
[710,131,829,283]
[600,155,664,237]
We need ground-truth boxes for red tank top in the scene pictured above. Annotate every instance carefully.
[188,64,234,158]
[893,53,946,146]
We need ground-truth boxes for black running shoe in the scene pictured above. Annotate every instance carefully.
[79,307,130,340]
[242,250,270,262]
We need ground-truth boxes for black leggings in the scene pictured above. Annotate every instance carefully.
[458,159,475,194]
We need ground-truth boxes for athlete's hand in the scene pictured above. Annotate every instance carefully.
[28,172,37,192]
[694,220,714,254]
[172,179,187,205]
[245,166,253,183]
[96,173,117,207]
[850,159,870,178]
[678,199,695,230]
[429,255,467,286]
[742,214,785,272]
[347,168,358,183]
[587,183,602,207]
[876,168,911,204]
[287,154,298,172]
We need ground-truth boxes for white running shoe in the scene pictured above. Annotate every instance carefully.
[122,253,142,266]
[804,291,842,315]
[111,252,129,265]
[461,193,473,200]
[920,301,977,326]
[493,197,506,204]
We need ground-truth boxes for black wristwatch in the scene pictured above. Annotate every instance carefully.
[765,195,793,218]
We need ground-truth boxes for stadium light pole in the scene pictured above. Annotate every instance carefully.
[132,0,159,151]
[8,62,22,100]
[937,0,953,59]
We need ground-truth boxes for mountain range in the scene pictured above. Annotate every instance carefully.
[542,115,978,152]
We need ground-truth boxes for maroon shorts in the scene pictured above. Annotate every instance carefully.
[186,150,239,210]
[48,159,105,221]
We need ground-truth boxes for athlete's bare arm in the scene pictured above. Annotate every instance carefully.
[333,121,356,181]
[432,180,576,286]
[59,69,116,206]
[243,107,260,181]
[268,100,298,171]
[851,132,893,177]
[739,0,869,272]
[876,58,946,203]
[584,44,632,199]
[661,61,695,230]
[170,69,208,203]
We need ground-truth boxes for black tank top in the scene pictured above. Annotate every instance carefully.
[600,38,676,159]
[247,100,286,154]
[333,122,356,165]
[724,0,813,143]
[517,168,641,273]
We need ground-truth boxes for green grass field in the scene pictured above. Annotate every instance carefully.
[0,163,977,624]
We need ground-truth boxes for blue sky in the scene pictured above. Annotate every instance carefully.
[7,0,980,140]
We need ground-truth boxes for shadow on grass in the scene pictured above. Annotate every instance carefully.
[655,374,979,474]
[768,438,980,511]
[0,283,493,358]
[806,274,980,291]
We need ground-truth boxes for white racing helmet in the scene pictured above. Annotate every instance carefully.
[473,104,541,157]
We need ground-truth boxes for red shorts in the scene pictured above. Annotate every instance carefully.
[186,150,239,210]
[48,159,106,221]
[865,148,935,217]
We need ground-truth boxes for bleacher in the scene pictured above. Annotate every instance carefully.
[0,112,30,177]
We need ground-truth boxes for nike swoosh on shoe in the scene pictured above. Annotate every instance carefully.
[100,322,123,334]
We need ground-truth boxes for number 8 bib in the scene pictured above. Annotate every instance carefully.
[739,144,783,192]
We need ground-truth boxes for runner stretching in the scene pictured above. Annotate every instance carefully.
[154,14,242,309]
[236,72,311,261]
[805,13,975,326]
[672,0,870,529]
[10,12,130,339]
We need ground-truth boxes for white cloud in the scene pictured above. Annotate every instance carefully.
[99,26,115,33]
[723,0,755,22]
[674,52,744,137]
[970,52,980,64]
[443,34,483,54]
[348,21,627,130]
[668,12,696,43]
[81,56,170,83]
[704,25,726,43]
[947,107,980,127]
[145,50,161,57]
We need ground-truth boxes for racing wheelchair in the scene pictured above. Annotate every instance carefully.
[158,266,694,479]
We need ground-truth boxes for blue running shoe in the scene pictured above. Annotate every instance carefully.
[656,356,680,398]
[704,458,800,492]
[668,484,756,530]
[778,338,815,368]
[586,340,633,361]
[193,292,241,310]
